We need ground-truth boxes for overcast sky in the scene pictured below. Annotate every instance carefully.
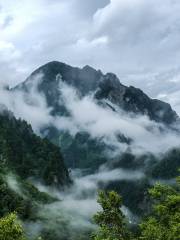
[1,0,180,112]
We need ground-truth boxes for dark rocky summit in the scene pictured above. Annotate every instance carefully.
[14,61,179,125]
[95,73,179,124]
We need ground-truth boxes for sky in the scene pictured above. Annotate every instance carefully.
[1,0,180,113]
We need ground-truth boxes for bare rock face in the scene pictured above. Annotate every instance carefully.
[95,72,179,125]
[14,61,179,125]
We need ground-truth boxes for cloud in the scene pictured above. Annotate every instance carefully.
[56,80,180,155]
[92,0,180,71]
[0,73,179,155]
[0,0,180,102]
[1,0,180,116]
[31,167,142,238]
[0,74,53,133]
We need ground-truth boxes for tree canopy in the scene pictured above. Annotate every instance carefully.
[93,174,180,240]
[0,213,26,240]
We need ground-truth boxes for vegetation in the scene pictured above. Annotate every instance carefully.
[93,174,180,240]
[93,191,130,240]
[0,168,56,220]
[1,175,179,240]
[58,131,108,170]
[0,213,27,240]
[0,110,70,186]
[139,178,180,240]
[0,107,179,240]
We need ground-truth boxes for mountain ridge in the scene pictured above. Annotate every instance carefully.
[0,104,71,186]
[13,61,179,125]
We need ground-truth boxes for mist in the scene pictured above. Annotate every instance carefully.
[55,77,180,155]
[26,167,142,239]
[0,72,179,239]
[0,72,180,157]
[0,74,53,133]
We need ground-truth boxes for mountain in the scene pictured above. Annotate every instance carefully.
[8,61,180,218]
[12,61,180,171]
[0,104,72,239]
[95,73,179,124]
[0,104,70,186]
[14,61,179,124]
[14,61,103,116]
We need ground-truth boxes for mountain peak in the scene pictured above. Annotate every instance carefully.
[13,61,179,125]
[15,61,103,95]
[82,65,96,72]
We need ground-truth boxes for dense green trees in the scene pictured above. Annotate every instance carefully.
[93,191,130,240]
[0,213,27,240]
[0,110,70,186]
[0,175,179,240]
[0,170,56,219]
[0,107,179,240]
[93,175,180,240]
[139,179,180,240]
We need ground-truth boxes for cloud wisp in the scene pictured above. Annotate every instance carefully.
[0,73,180,156]
[0,73,53,133]
[55,79,180,155]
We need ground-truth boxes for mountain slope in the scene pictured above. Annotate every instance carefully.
[12,61,180,170]
[14,61,179,125]
[95,73,179,124]
[0,105,70,186]
[9,61,180,218]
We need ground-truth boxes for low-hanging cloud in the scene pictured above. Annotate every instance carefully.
[55,79,180,155]
[0,73,180,155]
[30,167,142,238]
[0,73,53,133]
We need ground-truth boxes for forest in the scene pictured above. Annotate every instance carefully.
[1,173,180,240]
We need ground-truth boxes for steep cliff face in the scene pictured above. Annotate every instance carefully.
[15,61,102,115]
[11,61,180,170]
[14,61,179,125]
[0,105,70,186]
[8,61,180,217]
[95,72,179,124]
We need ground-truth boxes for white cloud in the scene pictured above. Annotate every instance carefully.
[53,80,180,155]
[33,167,142,236]
[0,73,179,156]
[0,0,180,95]
[0,0,180,141]
[0,74,53,133]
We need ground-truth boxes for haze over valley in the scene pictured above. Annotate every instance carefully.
[0,1,180,240]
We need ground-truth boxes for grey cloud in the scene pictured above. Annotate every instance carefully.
[33,167,142,234]
[0,74,53,133]
[56,80,180,155]
[72,0,110,18]
[1,74,180,155]
[0,0,180,118]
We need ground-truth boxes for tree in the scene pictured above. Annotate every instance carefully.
[93,174,180,240]
[0,213,27,240]
[92,191,130,240]
[139,176,180,240]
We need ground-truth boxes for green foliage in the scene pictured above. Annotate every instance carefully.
[0,213,27,240]
[106,178,150,216]
[57,131,108,170]
[0,169,56,220]
[93,191,130,240]
[93,175,180,240]
[0,172,30,219]
[21,180,56,204]
[0,112,70,186]
[139,178,180,240]
[148,149,180,179]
